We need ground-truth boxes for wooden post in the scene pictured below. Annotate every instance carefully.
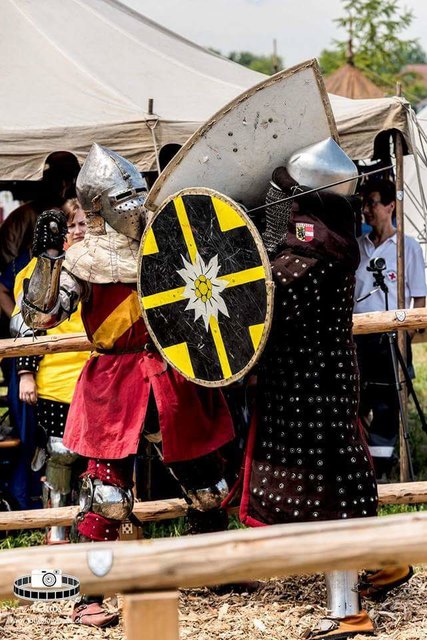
[394,110,411,482]
[123,591,179,640]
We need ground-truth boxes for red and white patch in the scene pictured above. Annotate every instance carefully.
[296,222,314,242]
[386,270,397,282]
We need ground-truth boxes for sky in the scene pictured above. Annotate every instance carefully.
[122,0,427,67]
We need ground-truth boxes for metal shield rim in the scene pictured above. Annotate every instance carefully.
[138,187,274,387]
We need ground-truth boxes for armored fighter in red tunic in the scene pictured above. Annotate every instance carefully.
[21,144,234,626]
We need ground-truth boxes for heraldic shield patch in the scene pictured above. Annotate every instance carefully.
[138,188,273,386]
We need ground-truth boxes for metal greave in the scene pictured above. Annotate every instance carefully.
[42,482,69,543]
[325,570,360,618]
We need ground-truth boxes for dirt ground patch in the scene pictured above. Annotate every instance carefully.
[1,568,427,639]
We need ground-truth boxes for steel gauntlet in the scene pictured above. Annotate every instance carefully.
[22,264,82,330]
[32,210,68,257]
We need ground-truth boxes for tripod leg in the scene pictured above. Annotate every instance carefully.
[387,333,415,481]
[394,342,427,433]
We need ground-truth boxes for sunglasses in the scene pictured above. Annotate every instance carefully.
[364,198,382,208]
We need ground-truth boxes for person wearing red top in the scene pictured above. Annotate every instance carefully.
[20,144,234,627]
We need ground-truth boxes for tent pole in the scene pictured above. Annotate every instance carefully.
[395,94,411,482]
[146,98,161,175]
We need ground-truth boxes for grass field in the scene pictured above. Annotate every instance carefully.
[408,343,427,478]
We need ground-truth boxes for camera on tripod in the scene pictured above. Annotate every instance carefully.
[367,257,386,272]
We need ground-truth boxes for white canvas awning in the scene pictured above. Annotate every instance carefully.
[0,0,264,179]
[403,107,427,252]
[0,0,413,180]
[329,94,411,161]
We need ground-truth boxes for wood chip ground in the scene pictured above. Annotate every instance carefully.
[1,568,426,639]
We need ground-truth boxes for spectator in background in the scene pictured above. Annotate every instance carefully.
[0,154,80,387]
[11,194,89,538]
[0,245,39,509]
[0,151,80,273]
[354,180,427,478]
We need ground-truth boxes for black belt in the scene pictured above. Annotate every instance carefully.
[95,342,156,355]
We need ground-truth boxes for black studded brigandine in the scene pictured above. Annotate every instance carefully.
[240,176,378,526]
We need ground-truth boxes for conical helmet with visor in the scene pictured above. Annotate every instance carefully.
[76,143,148,241]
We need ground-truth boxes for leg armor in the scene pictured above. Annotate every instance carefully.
[77,459,134,541]
[326,571,360,618]
[169,452,229,534]
[142,391,229,533]
[44,436,79,543]
[305,571,374,639]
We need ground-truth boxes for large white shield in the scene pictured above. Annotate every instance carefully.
[145,59,338,213]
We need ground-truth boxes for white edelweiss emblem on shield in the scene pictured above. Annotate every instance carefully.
[87,549,114,577]
[177,253,230,331]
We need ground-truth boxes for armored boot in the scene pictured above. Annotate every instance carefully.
[72,595,119,628]
[71,459,134,628]
[71,524,120,628]
[358,566,413,600]
[305,571,375,639]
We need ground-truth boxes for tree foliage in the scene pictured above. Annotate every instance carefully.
[319,0,427,102]
[209,48,283,76]
[227,51,283,75]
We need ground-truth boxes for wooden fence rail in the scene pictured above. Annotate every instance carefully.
[1,511,427,600]
[1,308,426,358]
[0,481,426,531]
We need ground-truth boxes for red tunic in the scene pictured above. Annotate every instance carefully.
[63,282,234,462]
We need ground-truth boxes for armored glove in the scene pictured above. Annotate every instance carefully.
[32,210,68,257]
[271,166,299,192]
[272,166,323,212]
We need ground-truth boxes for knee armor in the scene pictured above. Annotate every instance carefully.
[79,475,134,521]
[169,452,229,511]
[186,478,229,511]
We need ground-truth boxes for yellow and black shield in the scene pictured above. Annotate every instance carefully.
[138,188,273,386]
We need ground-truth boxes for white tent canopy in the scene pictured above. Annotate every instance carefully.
[330,94,411,161]
[1,0,264,179]
[403,108,427,256]
[0,0,413,180]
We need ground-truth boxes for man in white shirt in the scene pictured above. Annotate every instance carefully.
[354,180,427,477]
